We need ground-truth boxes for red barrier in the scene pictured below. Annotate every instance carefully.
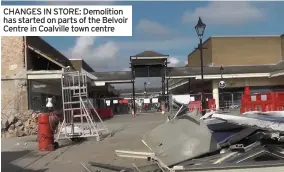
[38,113,54,152]
[188,99,216,112]
[119,99,129,104]
[189,101,202,112]
[98,108,114,118]
[207,99,216,110]
[240,92,284,113]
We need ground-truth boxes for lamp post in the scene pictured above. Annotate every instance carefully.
[195,17,206,115]
[144,82,147,97]
[220,66,224,110]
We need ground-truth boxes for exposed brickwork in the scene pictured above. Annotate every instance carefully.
[188,39,212,66]
[212,36,282,66]
[188,36,283,66]
[1,36,29,120]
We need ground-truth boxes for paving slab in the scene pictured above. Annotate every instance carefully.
[1,114,166,172]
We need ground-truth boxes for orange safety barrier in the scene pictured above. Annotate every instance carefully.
[240,92,284,113]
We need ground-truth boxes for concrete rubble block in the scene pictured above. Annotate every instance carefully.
[8,124,15,132]
[15,120,23,127]
[1,119,9,130]
[8,115,18,125]
[18,125,24,131]
[15,129,27,137]
[142,110,220,166]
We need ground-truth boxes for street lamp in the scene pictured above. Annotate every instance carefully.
[195,17,206,115]
[220,66,224,110]
[144,82,147,96]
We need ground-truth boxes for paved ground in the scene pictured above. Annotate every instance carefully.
[1,114,167,172]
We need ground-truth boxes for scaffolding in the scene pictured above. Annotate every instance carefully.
[56,68,110,142]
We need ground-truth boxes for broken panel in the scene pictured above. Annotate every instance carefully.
[142,110,220,166]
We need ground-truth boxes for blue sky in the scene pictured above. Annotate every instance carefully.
[2,1,284,88]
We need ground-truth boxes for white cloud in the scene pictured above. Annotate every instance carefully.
[136,19,174,36]
[68,36,119,71]
[182,2,264,25]
[168,57,180,67]
[71,37,95,56]
[168,56,188,67]
[67,37,195,71]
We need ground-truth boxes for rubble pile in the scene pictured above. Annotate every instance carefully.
[1,113,38,138]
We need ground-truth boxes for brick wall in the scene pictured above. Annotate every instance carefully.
[211,36,282,66]
[1,36,29,119]
[187,36,283,67]
[187,39,213,66]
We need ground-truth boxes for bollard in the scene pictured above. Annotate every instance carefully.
[132,109,136,118]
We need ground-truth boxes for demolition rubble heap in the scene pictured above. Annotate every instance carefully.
[1,111,38,138]
[88,101,284,172]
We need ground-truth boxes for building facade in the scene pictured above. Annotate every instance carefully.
[1,36,117,119]
[170,35,284,109]
[187,35,284,66]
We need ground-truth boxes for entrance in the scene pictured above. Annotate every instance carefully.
[92,51,172,115]
[130,51,169,114]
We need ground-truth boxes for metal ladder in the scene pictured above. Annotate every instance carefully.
[56,68,110,142]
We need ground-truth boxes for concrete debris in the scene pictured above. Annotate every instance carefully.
[8,124,15,131]
[8,115,18,126]
[142,110,220,166]
[1,113,38,138]
[15,120,23,127]
[1,119,9,130]
[115,150,154,160]
[209,113,284,132]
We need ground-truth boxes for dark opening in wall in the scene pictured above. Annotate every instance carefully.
[27,49,61,71]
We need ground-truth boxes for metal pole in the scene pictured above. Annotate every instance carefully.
[165,60,169,112]
[199,38,205,115]
[166,78,169,112]
[161,65,166,114]
[221,70,224,110]
[132,81,135,114]
[188,78,191,93]
[131,64,136,114]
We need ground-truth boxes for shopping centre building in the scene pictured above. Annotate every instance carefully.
[168,34,284,109]
[2,34,284,118]
[1,36,118,118]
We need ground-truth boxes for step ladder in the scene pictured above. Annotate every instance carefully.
[55,68,110,142]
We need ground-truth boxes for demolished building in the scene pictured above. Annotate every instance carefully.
[1,36,118,120]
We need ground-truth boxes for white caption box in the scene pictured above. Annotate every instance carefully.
[1,6,132,36]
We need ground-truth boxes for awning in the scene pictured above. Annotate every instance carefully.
[27,45,66,68]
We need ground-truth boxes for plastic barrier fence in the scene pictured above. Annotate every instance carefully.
[240,92,284,113]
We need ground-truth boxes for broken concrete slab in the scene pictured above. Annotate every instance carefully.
[8,115,17,126]
[142,110,220,166]
[211,113,284,133]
